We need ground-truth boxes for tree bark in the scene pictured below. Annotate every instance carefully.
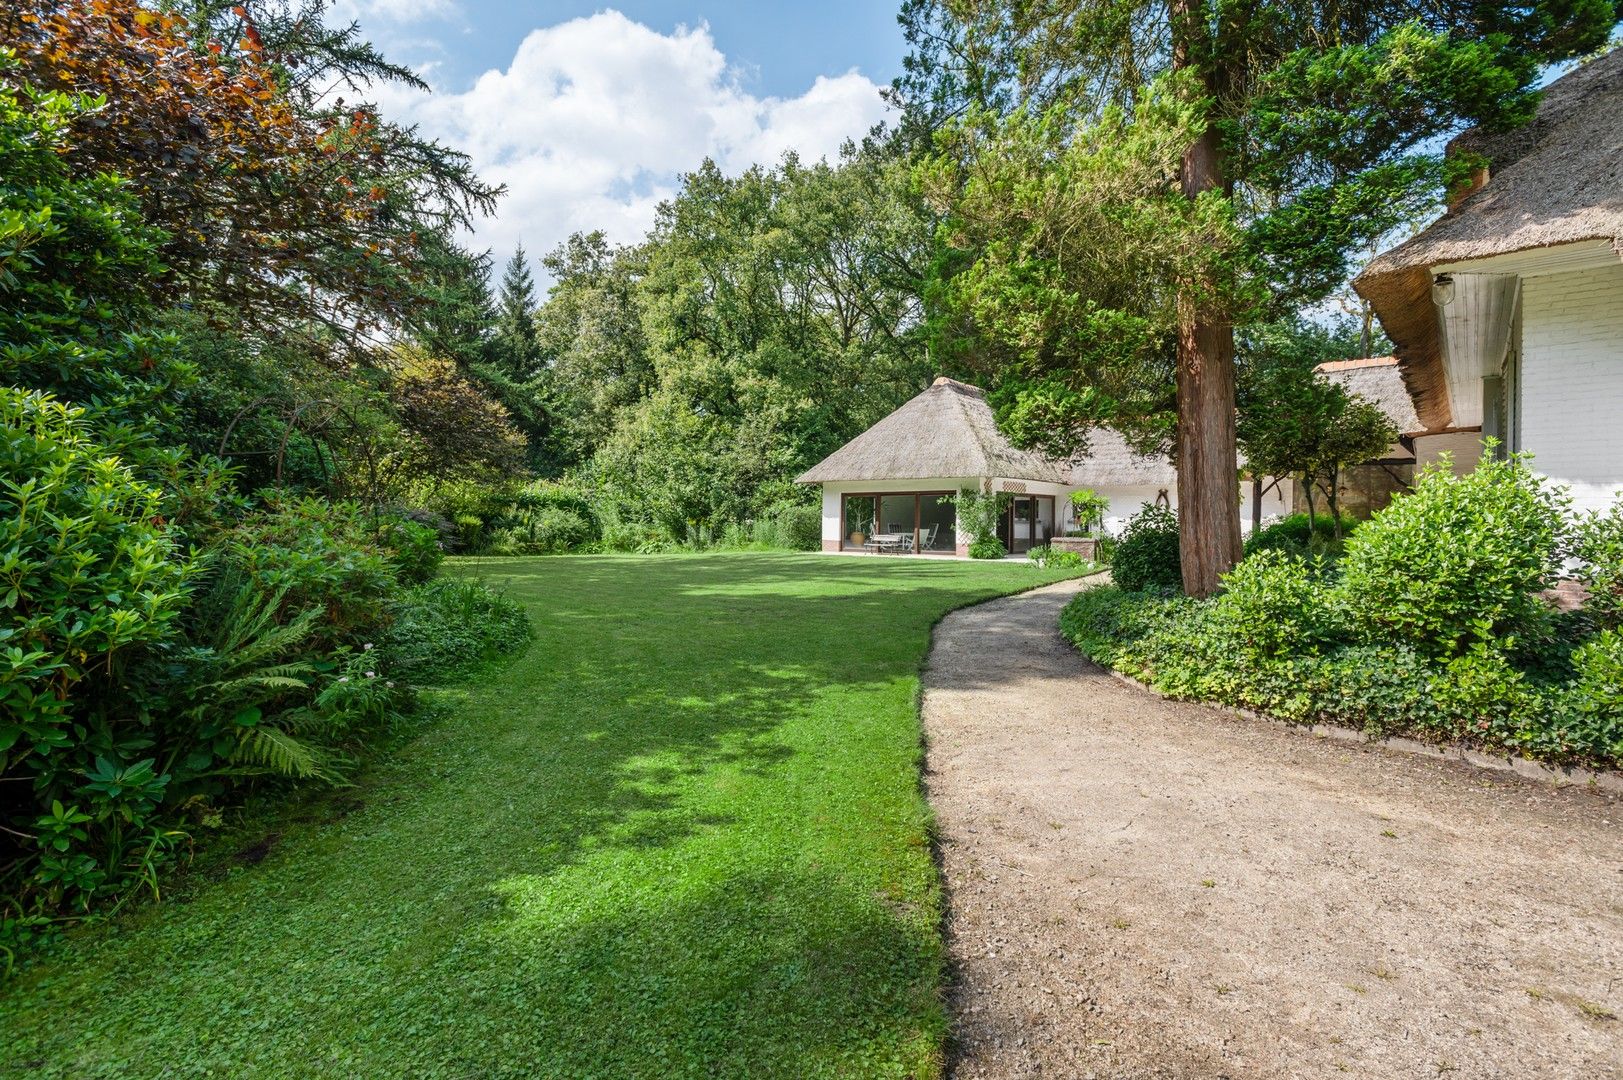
[1172,0,1242,598]
[1251,476,1262,536]
[1175,306,1242,594]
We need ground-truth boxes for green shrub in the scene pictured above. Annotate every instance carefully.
[380,579,533,684]
[1111,504,1181,593]
[968,537,1007,559]
[1059,585,1186,668]
[706,508,822,552]
[511,483,598,534]
[951,488,1009,556]
[479,481,602,554]
[1055,436,1621,771]
[489,504,595,555]
[1313,644,1438,738]
[0,390,194,747]
[378,516,444,585]
[1429,644,1546,746]
[453,513,485,553]
[142,577,406,789]
[1244,512,1360,559]
[1028,545,1091,570]
[1068,489,1109,534]
[395,507,457,548]
[219,493,398,647]
[599,519,672,553]
[1552,629,1623,763]
[1337,453,1567,657]
[1572,498,1623,629]
[773,504,822,551]
[1210,549,1338,659]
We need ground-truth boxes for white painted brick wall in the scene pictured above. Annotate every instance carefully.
[1519,263,1623,514]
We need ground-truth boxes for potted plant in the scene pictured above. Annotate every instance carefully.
[846,503,872,547]
[1063,489,1110,559]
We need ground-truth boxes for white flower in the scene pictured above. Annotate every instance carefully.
[338,676,350,683]
[386,681,395,688]
[365,671,376,679]
[363,643,374,651]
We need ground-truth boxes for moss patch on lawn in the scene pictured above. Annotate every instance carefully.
[1,554,1076,1079]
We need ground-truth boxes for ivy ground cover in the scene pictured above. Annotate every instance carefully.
[1,554,1077,1079]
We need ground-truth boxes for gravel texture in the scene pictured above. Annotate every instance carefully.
[922,577,1623,1079]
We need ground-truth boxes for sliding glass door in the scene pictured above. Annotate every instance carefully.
[839,492,957,553]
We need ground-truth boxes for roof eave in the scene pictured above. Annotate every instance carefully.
[1354,263,1454,431]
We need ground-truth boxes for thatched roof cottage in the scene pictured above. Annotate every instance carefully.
[1354,49,1623,512]
[797,377,1073,555]
[797,376,1292,555]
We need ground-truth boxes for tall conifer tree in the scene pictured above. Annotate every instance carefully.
[900,0,1619,594]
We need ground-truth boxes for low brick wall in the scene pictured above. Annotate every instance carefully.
[1049,536,1099,559]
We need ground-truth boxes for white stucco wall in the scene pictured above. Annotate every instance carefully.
[1518,262,1623,514]
[1087,481,1291,536]
[1246,478,1296,529]
[1086,487,1174,535]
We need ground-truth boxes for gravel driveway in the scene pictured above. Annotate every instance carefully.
[922,577,1623,1079]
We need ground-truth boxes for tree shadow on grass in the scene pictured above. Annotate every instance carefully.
[386,867,946,1078]
[0,553,1050,1077]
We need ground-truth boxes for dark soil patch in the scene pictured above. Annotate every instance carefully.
[233,832,281,866]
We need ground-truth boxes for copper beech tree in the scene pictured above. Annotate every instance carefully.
[1,0,499,355]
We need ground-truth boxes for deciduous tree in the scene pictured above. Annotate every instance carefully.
[2,0,500,355]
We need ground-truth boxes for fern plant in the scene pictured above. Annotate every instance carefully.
[165,581,342,783]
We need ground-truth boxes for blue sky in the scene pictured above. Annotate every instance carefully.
[331,2,908,278]
[359,2,907,99]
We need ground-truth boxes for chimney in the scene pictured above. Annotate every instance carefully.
[1446,164,1490,212]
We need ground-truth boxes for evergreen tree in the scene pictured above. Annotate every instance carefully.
[493,244,543,380]
[407,236,499,370]
[460,244,560,474]
[901,0,1619,595]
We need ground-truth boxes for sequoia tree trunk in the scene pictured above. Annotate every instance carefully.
[1172,0,1243,597]
[1175,302,1242,596]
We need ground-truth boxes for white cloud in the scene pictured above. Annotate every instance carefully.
[328,0,459,26]
[369,10,890,279]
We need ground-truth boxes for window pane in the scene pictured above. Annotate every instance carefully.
[1012,498,1033,542]
[842,495,876,549]
[878,495,916,547]
[919,494,956,552]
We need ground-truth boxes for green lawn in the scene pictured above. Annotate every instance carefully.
[2,554,1079,1079]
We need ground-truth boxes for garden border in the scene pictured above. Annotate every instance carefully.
[1102,669,1623,795]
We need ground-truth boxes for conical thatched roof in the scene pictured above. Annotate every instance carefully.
[1067,429,1176,487]
[1316,356,1423,436]
[1354,50,1623,430]
[797,377,1071,484]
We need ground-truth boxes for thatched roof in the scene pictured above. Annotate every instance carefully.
[797,377,1072,484]
[1068,429,1176,488]
[1316,356,1423,436]
[1353,49,1623,430]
